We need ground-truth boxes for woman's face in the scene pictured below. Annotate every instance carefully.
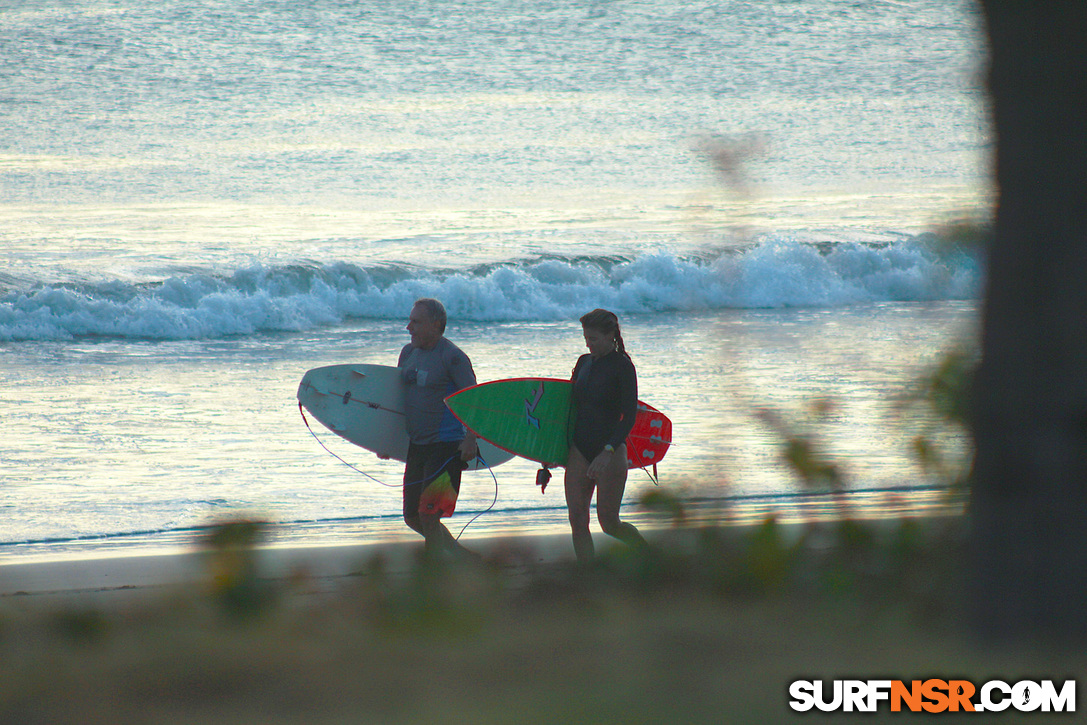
[582,325,614,358]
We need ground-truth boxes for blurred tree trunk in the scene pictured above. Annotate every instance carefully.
[972,1,1087,643]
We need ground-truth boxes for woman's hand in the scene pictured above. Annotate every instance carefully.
[586,448,614,479]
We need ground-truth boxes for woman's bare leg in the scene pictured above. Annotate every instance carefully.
[564,447,596,565]
[595,444,648,551]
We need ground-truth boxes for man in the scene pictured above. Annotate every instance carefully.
[397,298,479,558]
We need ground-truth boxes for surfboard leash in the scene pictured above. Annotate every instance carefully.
[299,401,502,537]
[298,402,444,489]
[641,463,661,485]
[454,454,500,541]
[298,402,401,488]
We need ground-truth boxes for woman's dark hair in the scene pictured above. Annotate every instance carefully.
[579,308,628,357]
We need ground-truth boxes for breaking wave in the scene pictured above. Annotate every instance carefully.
[0,237,981,341]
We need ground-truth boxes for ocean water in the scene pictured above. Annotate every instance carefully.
[0,0,989,562]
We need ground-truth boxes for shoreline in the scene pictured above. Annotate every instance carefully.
[0,508,965,605]
[0,485,964,567]
[0,529,582,606]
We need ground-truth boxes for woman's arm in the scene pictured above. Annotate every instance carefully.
[606,356,638,450]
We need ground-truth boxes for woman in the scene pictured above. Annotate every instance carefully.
[565,308,649,564]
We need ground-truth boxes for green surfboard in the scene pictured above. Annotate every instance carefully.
[444,378,575,467]
[445,377,673,470]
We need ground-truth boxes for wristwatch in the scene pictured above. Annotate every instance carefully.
[603,444,615,453]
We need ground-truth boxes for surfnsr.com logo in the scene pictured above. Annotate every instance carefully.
[788,679,1076,713]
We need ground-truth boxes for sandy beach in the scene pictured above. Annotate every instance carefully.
[0,529,580,605]
[4,517,1082,724]
[0,526,778,605]
[0,519,846,605]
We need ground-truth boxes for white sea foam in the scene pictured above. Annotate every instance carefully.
[0,237,980,342]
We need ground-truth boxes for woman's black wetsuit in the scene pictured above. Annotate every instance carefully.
[571,350,638,461]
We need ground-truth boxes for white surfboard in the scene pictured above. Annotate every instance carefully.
[297,364,513,471]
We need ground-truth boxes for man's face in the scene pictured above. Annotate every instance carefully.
[407,304,442,349]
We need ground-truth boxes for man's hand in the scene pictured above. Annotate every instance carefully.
[459,436,479,462]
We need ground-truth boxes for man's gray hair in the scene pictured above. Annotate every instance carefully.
[413,298,447,333]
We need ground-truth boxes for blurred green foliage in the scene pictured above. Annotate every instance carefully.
[754,400,844,491]
[925,216,993,256]
[895,345,977,492]
[198,517,274,619]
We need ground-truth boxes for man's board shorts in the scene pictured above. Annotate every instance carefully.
[403,440,466,519]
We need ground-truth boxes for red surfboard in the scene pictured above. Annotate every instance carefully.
[626,401,672,470]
